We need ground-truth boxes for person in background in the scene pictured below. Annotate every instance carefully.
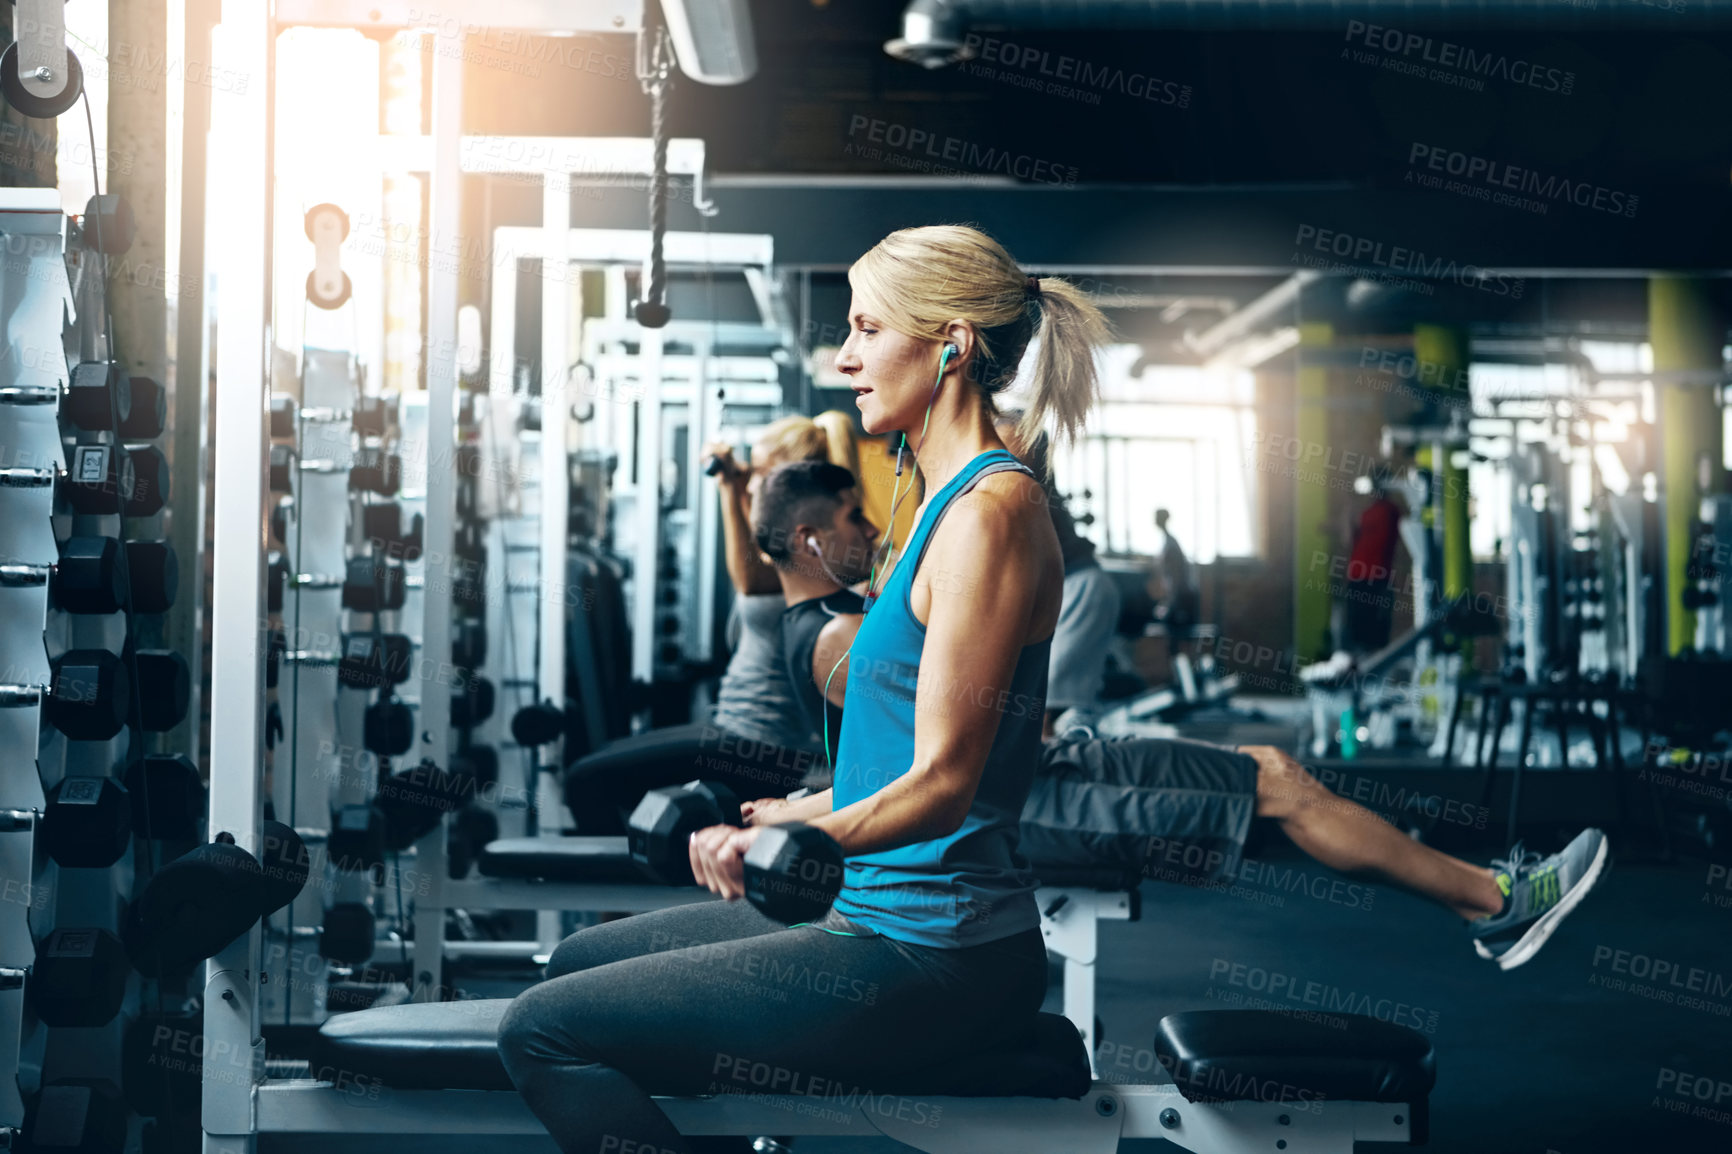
[1151,507,1199,631]
[561,416,833,832]
[751,460,879,782]
[993,413,1121,737]
[1337,476,1404,656]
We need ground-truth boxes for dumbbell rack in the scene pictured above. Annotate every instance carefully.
[446,395,498,862]
[473,396,538,844]
[0,186,195,1151]
[266,334,421,1024]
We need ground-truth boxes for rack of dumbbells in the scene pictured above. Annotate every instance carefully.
[443,392,502,885]
[0,184,197,1153]
[264,203,428,1021]
[474,391,540,851]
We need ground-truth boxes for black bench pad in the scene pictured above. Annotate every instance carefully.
[317,1000,1091,1099]
[477,837,654,883]
[319,1000,517,1091]
[1155,1010,1435,1105]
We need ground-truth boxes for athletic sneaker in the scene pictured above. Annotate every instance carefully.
[1470,828,1610,971]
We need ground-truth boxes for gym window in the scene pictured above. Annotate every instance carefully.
[1050,357,1259,562]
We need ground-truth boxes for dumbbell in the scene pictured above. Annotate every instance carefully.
[376,759,474,850]
[450,675,495,728]
[135,649,191,732]
[269,394,297,438]
[452,619,486,668]
[628,781,742,887]
[341,556,406,613]
[29,928,128,1026]
[454,521,486,564]
[63,361,132,432]
[447,805,499,880]
[0,536,124,615]
[269,444,296,493]
[628,782,843,923]
[119,375,167,441]
[126,539,178,613]
[123,445,170,517]
[337,633,412,691]
[22,1080,127,1154]
[62,444,134,515]
[451,744,498,792]
[364,695,413,757]
[41,776,131,868]
[352,395,396,439]
[327,804,387,874]
[122,753,205,842]
[511,701,566,747]
[30,537,174,617]
[361,501,423,562]
[321,902,375,964]
[350,447,401,496]
[453,557,486,609]
[270,497,294,544]
[267,551,289,613]
[0,649,130,741]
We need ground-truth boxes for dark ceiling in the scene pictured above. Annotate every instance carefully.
[470,2,1732,190]
[462,1,1732,352]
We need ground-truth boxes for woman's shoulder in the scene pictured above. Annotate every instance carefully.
[952,467,1052,530]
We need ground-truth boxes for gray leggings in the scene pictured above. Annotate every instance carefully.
[497,901,1048,1154]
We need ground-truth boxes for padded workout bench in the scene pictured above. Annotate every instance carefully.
[439,838,1138,1061]
[255,1000,1433,1154]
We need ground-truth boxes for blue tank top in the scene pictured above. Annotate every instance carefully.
[830,450,1050,948]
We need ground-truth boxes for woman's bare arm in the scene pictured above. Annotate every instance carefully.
[812,476,1053,855]
[741,789,833,826]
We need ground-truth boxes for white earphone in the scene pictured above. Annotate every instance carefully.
[807,536,821,557]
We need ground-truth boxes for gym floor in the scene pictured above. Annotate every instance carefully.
[1089,846,1732,1154]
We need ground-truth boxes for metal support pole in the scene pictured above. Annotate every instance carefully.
[410,38,461,1003]
[1650,276,1727,654]
[202,1,270,1150]
[691,339,716,662]
[1294,322,1332,661]
[170,0,217,763]
[535,174,571,948]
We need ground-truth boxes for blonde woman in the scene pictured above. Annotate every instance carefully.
[503,226,1111,1154]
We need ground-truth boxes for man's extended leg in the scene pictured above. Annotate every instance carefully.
[1244,745,1504,920]
[1243,744,1610,969]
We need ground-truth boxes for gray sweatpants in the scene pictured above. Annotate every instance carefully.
[499,903,1047,1154]
[1024,736,1259,882]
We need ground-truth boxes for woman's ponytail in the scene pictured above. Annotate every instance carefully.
[1019,277,1111,455]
